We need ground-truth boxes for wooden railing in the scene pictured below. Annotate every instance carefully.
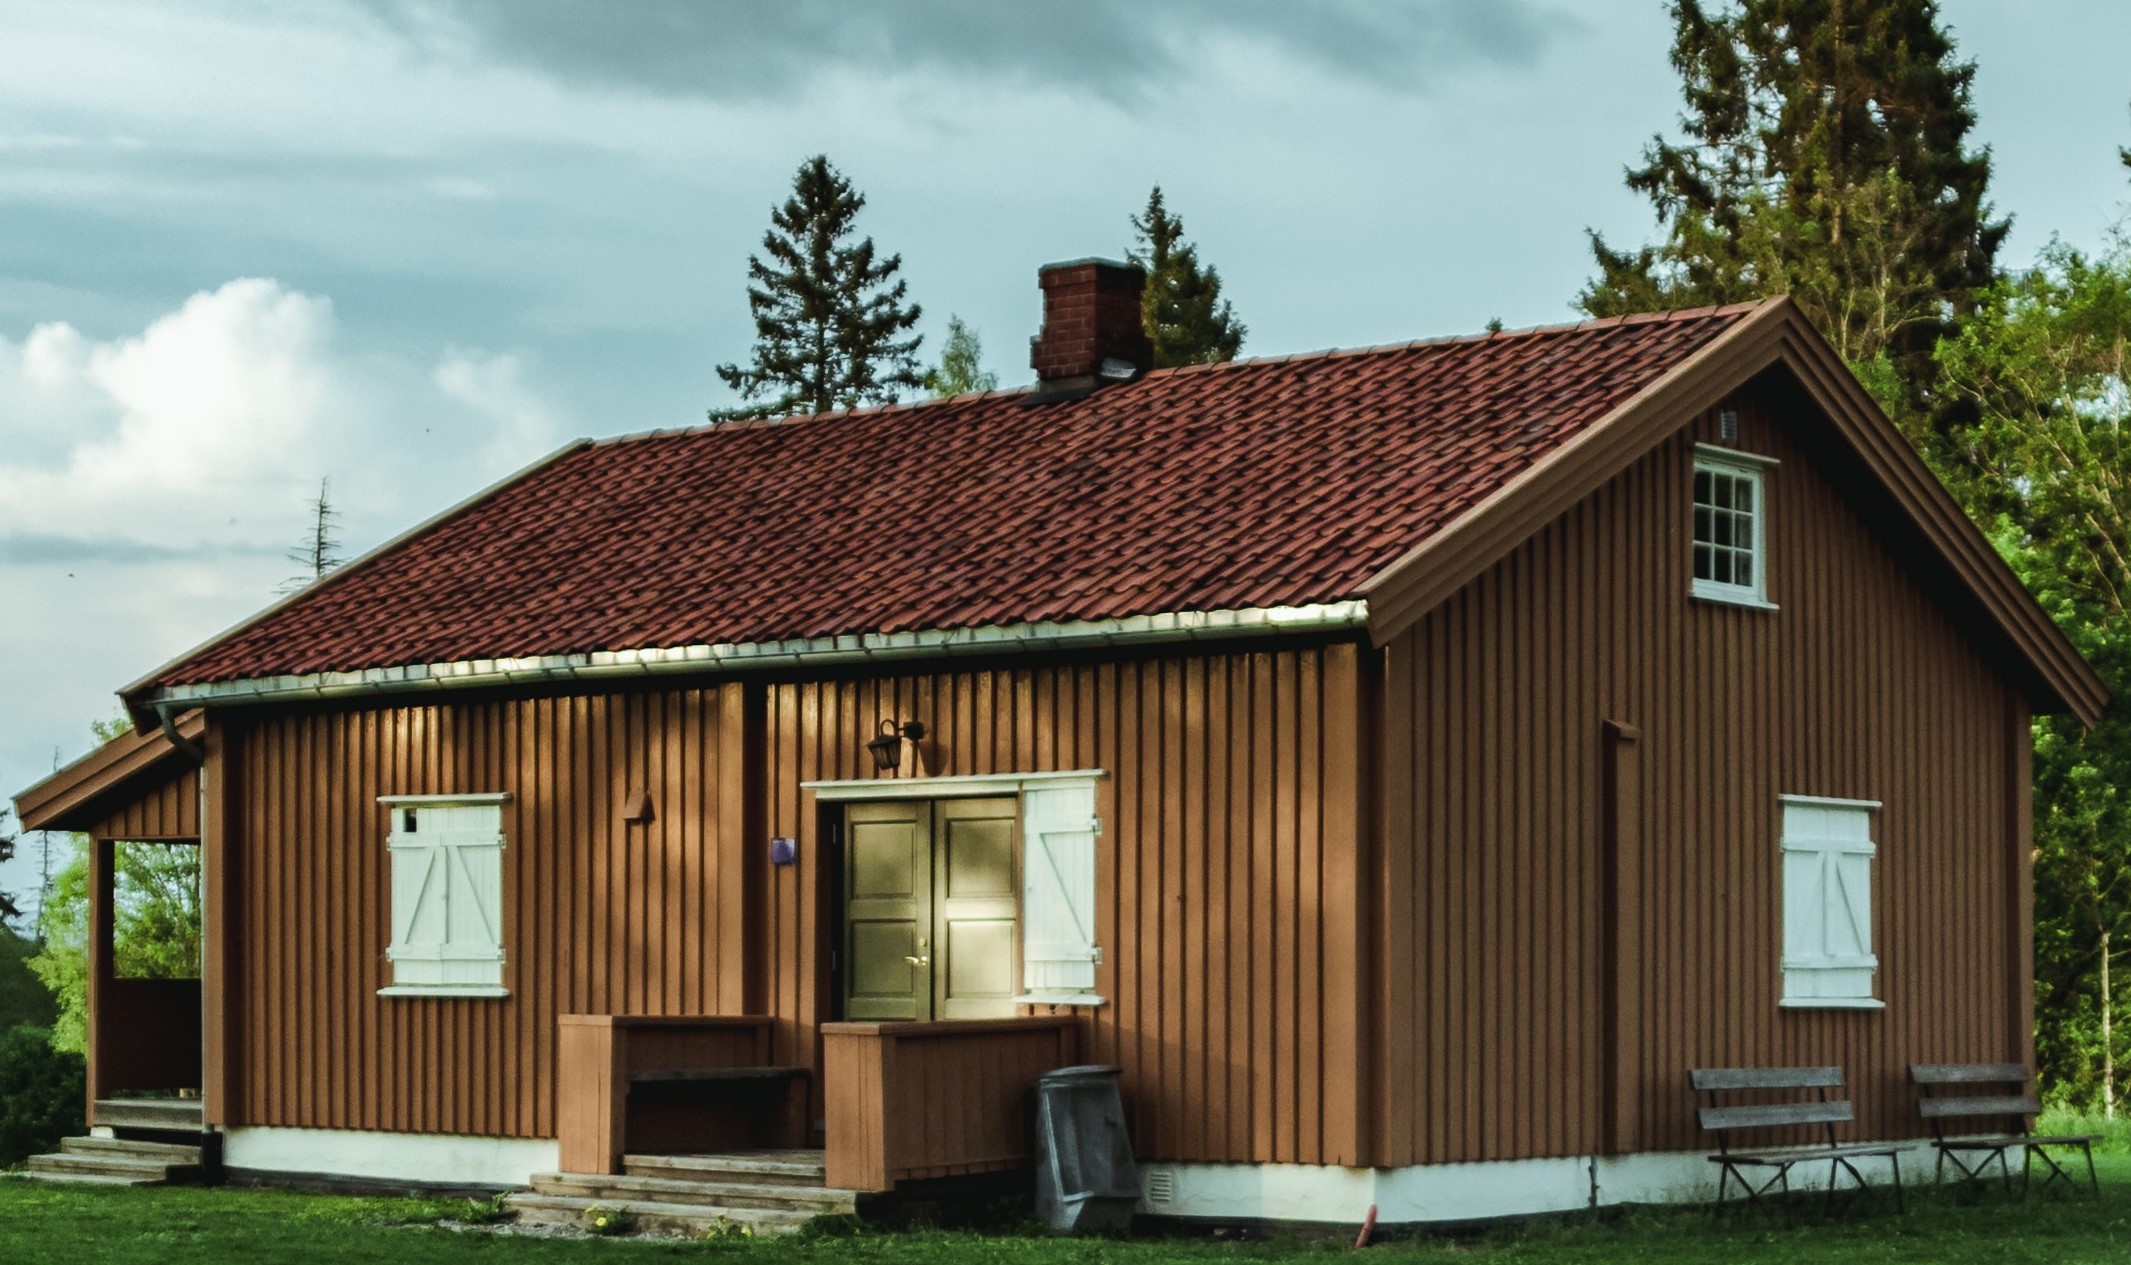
[556,1015,799,1174]
[823,1017,1079,1192]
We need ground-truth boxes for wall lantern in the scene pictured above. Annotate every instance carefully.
[866,719,927,772]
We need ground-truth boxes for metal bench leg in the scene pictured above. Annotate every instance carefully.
[2084,1141,2099,1196]
[1890,1150,1903,1213]
[1998,1145,2016,1194]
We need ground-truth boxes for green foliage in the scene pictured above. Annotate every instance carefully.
[0,1025,84,1168]
[921,315,998,398]
[0,808,19,927]
[27,836,200,1057]
[715,155,923,419]
[1936,231,2131,1108]
[1128,186,1245,368]
[0,930,56,1037]
[1584,0,2004,445]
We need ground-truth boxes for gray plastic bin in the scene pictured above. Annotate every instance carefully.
[1034,1064,1141,1234]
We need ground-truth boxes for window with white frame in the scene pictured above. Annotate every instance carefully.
[381,795,509,997]
[1780,796,1881,1008]
[1692,449,1769,606]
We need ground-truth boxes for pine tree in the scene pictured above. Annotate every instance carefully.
[921,316,998,398]
[277,477,344,596]
[715,156,923,419]
[1129,187,1245,368]
[1582,0,2005,438]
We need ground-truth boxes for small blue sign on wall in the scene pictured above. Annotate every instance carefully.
[769,836,798,867]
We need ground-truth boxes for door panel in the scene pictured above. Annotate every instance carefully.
[843,803,931,1020]
[934,799,1020,1019]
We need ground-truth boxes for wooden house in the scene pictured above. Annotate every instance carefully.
[15,260,2105,1226]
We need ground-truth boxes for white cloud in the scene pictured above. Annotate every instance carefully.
[0,279,573,897]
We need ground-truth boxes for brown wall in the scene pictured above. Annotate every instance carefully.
[86,766,198,841]
[224,688,751,1137]
[214,644,1369,1165]
[1375,391,2029,1165]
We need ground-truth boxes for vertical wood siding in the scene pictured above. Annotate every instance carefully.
[86,767,198,841]
[761,644,1368,1166]
[221,646,1365,1165]
[1376,392,2024,1165]
[230,688,748,1137]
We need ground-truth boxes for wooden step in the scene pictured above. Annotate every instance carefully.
[92,1099,205,1132]
[61,1136,203,1163]
[528,1171,856,1214]
[11,1170,154,1187]
[621,1151,827,1187]
[24,1152,197,1185]
[505,1192,821,1237]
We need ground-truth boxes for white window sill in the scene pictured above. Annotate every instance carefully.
[1780,997,1885,1011]
[377,986,511,999]
[1014,992,1107,1008]
[1691,585,1779,612]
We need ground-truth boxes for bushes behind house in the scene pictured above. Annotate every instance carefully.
[0,1024,84,1167]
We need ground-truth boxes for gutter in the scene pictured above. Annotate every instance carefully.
[154,701,205,763]
[132,601,1371,712]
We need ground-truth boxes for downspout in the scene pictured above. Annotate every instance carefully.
[154,700,205,764]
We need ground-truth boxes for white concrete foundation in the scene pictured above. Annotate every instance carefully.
[1137,1139,1936,1225]
[221,1126,559,1188]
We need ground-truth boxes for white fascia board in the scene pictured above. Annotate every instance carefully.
[138,602,1369,712]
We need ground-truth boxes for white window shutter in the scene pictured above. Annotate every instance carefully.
[1780,799,1877,1003]
[1019,781,1101,1001]
[385,801,506,992]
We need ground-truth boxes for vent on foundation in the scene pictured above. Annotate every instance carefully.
[1144,1170,1176,1205]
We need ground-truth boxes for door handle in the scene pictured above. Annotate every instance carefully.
[904,955,931,967]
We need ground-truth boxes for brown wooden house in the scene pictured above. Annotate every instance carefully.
[16,260,2104,1225]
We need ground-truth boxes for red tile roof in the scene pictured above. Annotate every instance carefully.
[146,304,1759,688]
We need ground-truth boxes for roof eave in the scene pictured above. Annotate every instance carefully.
[128,602,1374,714]
[14,709,205,833]
[1360,297,2108,728]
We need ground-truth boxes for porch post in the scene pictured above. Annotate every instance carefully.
[201,721,242,1126]
[86,837,116,1115]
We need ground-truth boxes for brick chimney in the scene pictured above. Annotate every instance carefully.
[1028,259,1152,400]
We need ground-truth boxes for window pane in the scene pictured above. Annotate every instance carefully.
[1734,479,1753,513]
[1694,469,1712,504]
[1695,506,1712,542]
[1712,512,1732,547]
[1711,550,1733,584]
[1736,553,1753,586]
[1713,475,1734,509]
[1694,543,1713,580]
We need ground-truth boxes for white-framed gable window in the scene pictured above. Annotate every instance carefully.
[1017,778,1103,1005]
[1779,795,1882,1009]
[1692,445,1776,608]
[379,794,510,997]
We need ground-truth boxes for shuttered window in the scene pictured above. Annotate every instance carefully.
[1017,779,1103,1005]
[1780,796,1881,1008]
[381,796,509,997]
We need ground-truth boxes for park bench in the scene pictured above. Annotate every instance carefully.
[1910,1063,2099,1195]
[1691,1066,1904,1213]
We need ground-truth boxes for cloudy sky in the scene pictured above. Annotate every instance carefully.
[3,0,2129,909]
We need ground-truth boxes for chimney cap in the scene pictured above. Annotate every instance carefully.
[1038,256,1143,279]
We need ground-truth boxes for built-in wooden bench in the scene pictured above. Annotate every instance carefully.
[1690,1066,1904,1213]
[1911,1064,2099,1195]
[558,1016,807,1175]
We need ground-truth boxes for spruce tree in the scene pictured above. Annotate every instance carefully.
[1129,187,1245,368]
[1582,0,2004,438]
[921,316,997,398]
[715,156,923,418]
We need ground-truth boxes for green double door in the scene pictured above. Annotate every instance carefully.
[843,798,1020,1022]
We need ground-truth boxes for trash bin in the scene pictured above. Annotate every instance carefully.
[1034,1064,1140,1234]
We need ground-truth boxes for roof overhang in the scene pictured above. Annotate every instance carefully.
[14,709,204,833]
[123,602,1371,715]
[1360,296,2109,727]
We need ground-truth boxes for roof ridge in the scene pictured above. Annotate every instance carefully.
[597,301,1774,447]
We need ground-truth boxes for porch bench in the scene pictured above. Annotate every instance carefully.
[1911,1063,2099,1195]
[559,1015,806,1174]
[1691,1066,1904,1213]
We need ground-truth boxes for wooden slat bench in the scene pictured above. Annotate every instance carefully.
[1691,1066,1904,1213]
[1911,1064,2099,1195]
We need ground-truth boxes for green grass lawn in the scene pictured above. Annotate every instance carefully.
[3,1146,2129,1264]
